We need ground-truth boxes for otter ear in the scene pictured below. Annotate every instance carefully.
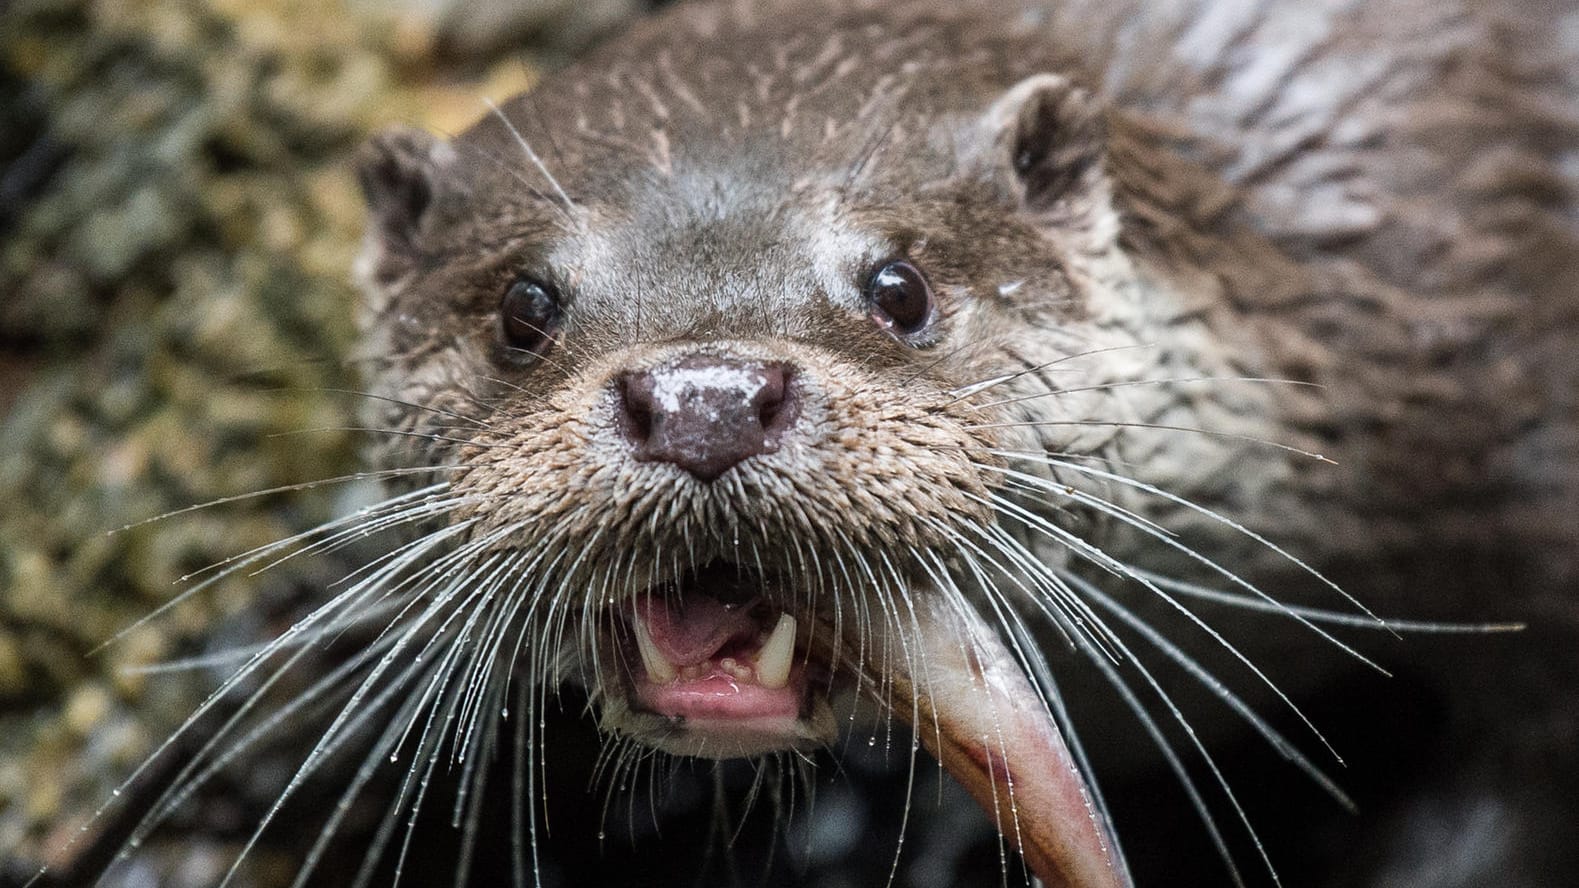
[355,126,456,277]
[984,74,1105,212]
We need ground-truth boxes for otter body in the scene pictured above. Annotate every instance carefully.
[345,1,1579,883]
[40,1,1578,886]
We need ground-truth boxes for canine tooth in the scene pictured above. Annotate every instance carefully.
[756,613,796,689]
[632,618,677,683]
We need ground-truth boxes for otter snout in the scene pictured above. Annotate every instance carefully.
[617,353,799,481]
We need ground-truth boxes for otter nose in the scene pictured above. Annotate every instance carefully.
[618,355,796,481]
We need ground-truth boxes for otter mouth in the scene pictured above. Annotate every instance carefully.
[595,559,1129,887]
[601,561,841,758]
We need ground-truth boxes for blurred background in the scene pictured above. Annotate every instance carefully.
[0,0,647,882]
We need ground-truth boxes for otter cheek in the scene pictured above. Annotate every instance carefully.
[871,598,1130,888]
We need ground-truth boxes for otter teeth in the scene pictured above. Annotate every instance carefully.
[633,611,797,688]
[633,617,678,684]
[755,613,797,690]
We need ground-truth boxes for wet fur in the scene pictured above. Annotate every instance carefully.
[44,0,1579,886]
[350,0,1579,881]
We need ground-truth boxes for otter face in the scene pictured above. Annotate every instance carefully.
[351,59,1139,884]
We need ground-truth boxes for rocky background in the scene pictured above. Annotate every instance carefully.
[0,1,655,884]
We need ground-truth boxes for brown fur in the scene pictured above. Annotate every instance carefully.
[350,0,1579,884]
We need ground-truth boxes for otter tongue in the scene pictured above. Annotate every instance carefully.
[871,597,1131,888]
[637,592,760,666]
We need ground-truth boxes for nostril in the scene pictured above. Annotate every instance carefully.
[618,373,658,445]
[755,367,796,439]
[627,403,654,441]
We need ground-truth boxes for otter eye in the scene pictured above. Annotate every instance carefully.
[499,276,560,359]
[864,259,933,337]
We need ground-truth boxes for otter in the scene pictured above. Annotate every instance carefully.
[41,0,1579,885]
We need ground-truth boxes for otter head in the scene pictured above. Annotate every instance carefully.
[354,48,1132,885]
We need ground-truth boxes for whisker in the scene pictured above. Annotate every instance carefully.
[210,524,523,886]
[1070,572,1356,810]
[1007,454,1385,629]
[940,342,1158,405]
[990,573,1130,882]
[1075,620,1252,888]
[967,374,1325,413]
[282,651,452,887]
[984,467,1385,675]
[974,489,1348,761]
[483,98,578,215]
[1131,568,1525,633]
[270,386,491,428]
[968,420,1336,465]
[107,468,460,535]
[49,521,480,887]
[268,425,505,451]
